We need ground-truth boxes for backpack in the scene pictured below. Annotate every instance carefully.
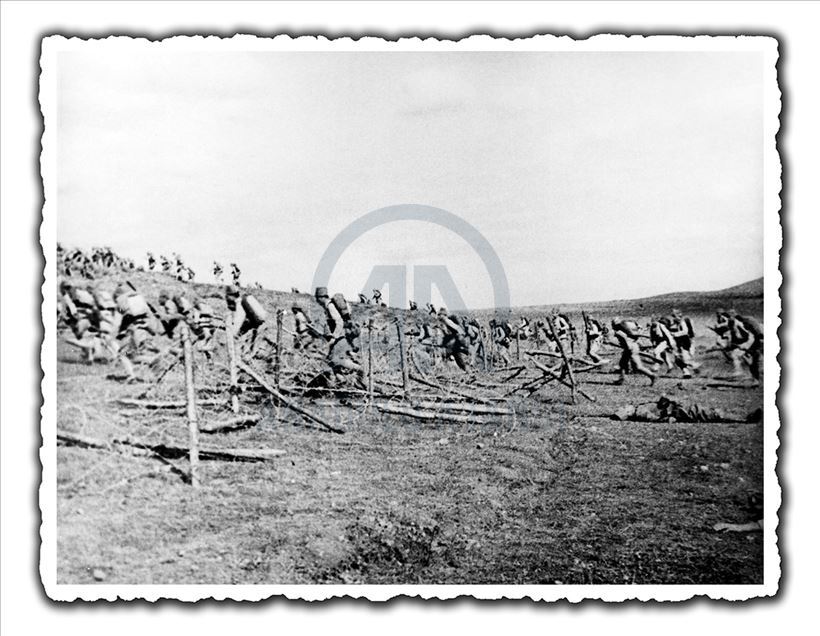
[739,315,763,340]
[241,294,268,327]
[331,293,351,320]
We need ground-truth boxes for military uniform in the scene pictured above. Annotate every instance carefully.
[667,309,697,377]
[649,318,677,372]
[439,309,471,371]
[584,314,605,363]
[292,306,321,350]
[714,312,762,382]
[108,285,156,381]
[612,318,656,385]
[315,288,364,386]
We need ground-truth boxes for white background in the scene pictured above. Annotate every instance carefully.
[1,1,817,633]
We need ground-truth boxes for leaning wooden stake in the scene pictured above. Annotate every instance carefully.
[224,309,239,414]
[515,329,521,361]
[181,323,200,488]
[486,323,495,371]
[396,319,411,399]
[367,317,375,403]
[275,309,284,390]
[237,358,345,434]
[408,372,498,404]
[527,354,595,402]
[377,404,503,424]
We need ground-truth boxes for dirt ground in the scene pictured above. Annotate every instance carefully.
[54,274,764,585]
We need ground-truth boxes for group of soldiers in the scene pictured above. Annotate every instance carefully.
[56,243,764,388]
[211,262,243,287]
[57,277,222,383]
[58,244,137,279]
[146,252,196,283]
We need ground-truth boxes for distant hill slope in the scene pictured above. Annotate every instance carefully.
[477,277,765,322]
[66,269,763,326]
[641,277,764,302]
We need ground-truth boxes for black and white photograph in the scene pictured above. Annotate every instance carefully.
[38,33,780,601]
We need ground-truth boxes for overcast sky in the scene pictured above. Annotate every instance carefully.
[56,49,764,308]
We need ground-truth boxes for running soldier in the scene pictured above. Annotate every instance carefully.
[668,308,697,377]
[59,282,100,363]
[230,263,241,287]
[213,261,224,284]
[112,284,156,382]
[713,310,763,383]
[611,317,657,386]
[649,316,677,373]
[313,288,364,387]
[582,312,605,364]
[490,318,512,366]
[291,305,322,351]
[552,310,572,350]
[438,308,471,371]
[190,297,218,363]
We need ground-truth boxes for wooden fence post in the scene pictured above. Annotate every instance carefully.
[367,317,374,403]
[181,323,200,488]
[515,329,521,362]
[225,309,239,414]
[487,321,495,371]
[275,309,284,390]
[396,318,411,399]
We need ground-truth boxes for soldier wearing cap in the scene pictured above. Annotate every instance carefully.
[611,317,656,386]
[358,293,371,305]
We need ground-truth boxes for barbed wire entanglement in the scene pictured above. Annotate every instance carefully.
[56,245,763,490]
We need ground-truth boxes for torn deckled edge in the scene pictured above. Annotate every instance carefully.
[39,33,782,602]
